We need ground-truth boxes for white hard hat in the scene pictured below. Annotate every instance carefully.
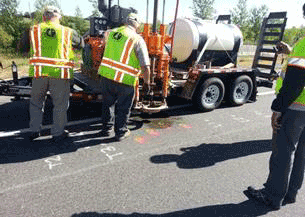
[127,13,142,27]
[43,5,61,16]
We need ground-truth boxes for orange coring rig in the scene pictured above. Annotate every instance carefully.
[139,0,179,113]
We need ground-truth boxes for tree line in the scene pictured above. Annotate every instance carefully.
[193,0,304,45]
[0,0,304,52]
[0,0,90,50]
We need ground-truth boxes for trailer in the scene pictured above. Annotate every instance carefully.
[0,0,287,113]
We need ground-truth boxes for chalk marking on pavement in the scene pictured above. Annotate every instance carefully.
[101,146,123,160]
[0,120,268,195]
[44,155,63,170]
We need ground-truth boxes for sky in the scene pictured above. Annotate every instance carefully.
[17,0,305,28]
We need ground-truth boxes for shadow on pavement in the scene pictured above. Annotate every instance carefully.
[0,118,144,164]
[150,140,272,169]
[71,200,274,217]
[0,97,104,132]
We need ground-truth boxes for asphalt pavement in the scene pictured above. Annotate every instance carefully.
[1,88,305,217]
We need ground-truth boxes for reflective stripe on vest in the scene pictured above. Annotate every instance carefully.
[99,27,141,86]
[101,57,140,81]
[287,57,305,69]
[30,24,75,79]
[101,37,138,83]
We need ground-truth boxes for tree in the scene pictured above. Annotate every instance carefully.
[33,0,61,23]
[192,0,215,20]
[0,0,25,48]
[284,26,305,46]
[248,5,268,43]
[230,0,249,40]
[74,5,89,35]
[34,0,60,11]
[89,0,101,17]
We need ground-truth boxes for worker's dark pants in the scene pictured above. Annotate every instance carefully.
[264,109,305,202]
[100,77,135,136]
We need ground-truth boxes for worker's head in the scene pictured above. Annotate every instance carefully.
[126,13,142,30]
[43,5,62,22]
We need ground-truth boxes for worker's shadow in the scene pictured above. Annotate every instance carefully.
[70,199,275,217]
[150,139,272,169]
[0,117,145,164]
[0,134,70,164]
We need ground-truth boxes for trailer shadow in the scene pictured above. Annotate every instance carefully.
[150,139,272,169]
[71,199,273,217]
[0,95,243,132]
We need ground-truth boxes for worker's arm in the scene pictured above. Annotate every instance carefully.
[72,30,85,50]
[135,37,151,85]
[142,65,151,85]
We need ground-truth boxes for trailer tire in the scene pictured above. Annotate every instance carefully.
[194,77,225,111]
[229,75,253,105]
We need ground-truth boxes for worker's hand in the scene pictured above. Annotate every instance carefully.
[275,41,292,54]
[271,112,282,132]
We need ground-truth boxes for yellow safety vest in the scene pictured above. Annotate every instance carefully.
[99,26,141,87]
[275,38,305,106]
[29,21,75,79]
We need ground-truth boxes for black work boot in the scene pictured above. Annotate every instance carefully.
[24,131,40,141]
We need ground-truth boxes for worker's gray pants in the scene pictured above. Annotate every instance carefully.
[264,109,305,201]
[29,77,70,136]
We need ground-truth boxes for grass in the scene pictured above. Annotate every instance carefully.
[0,49,82,80]
[237,54,286,70]
[0,49,286,81]
[0,49,29,79]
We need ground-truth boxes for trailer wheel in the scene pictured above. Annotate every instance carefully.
[194,77,225,111]
[229,75,253,105]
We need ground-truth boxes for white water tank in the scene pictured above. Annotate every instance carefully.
[168,18,243,67]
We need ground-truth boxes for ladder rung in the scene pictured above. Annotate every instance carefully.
[258,56,275,61]
[260,48,276,53]
[257,72,274,79]
[267,12,287,19]
[256,64,273,70]
[262,40,278,45]
[265,23,284,28]
[263,32,281,37]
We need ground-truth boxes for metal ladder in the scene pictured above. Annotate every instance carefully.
[252,12,287,81]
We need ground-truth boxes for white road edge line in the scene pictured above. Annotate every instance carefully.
[0,117,101,137]
[257,91,275,96]
[0,90,274,137]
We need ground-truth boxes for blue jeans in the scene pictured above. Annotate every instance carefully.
[100,77,135,136]
[264,109,305,201]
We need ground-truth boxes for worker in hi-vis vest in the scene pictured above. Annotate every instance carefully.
[244,3,305,210]
[23,6,84,145]
[98,13,151,141]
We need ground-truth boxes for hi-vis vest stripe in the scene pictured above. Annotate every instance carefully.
[30,24,75,79]
[101,37,140,83]
[287,57,305,69]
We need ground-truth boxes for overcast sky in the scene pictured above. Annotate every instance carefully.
[17,0,305,28]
